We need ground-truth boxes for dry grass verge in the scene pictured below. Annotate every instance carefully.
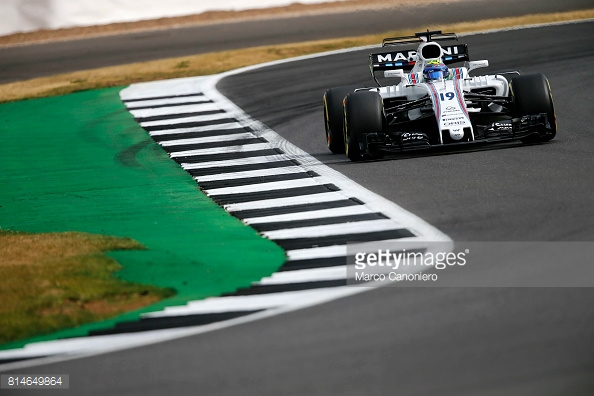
[0,230,174,345]
[0,9,592,104]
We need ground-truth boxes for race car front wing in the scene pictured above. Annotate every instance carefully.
[361,113,554,154]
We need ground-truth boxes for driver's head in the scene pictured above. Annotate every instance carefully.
[423,61,450,81]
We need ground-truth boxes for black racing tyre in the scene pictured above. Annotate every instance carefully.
[323,86,357,154]
[510,73,557,143]
[343,90,384,162]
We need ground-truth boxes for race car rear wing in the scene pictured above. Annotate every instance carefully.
[382,31,458,46]
[369,44,469,74]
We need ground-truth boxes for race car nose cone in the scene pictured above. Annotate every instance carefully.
[449,128,464,140]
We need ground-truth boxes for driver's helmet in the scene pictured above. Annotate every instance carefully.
[423,60,450,81]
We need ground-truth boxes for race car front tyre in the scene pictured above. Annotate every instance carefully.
[510,73,557,143]
[343,90,384,162]
[323,86,357,154]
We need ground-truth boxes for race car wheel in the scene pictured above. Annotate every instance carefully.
[323,86,357,154]
[510,73,557,143]
[343,90,384,162]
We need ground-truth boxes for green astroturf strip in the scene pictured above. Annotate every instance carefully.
[0,87,286,349]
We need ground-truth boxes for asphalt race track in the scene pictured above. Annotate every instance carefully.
[3,21,593,395]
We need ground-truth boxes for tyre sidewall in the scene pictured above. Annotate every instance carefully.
[343,90,384,161]
[324,86,358,154]
[510,73,557,142]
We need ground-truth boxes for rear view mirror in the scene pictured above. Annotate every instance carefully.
[468,60,489,72]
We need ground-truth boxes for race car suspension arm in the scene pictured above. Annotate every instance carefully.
[463,92,511,105]
[384,96,431,113]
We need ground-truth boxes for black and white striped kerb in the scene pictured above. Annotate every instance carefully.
[113,78,418,332]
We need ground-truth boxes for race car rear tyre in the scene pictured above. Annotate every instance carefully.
[323,86,357,154]
[344,90,384,162]
[510,73,557,143]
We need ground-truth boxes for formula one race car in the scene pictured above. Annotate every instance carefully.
[323,30,557,161]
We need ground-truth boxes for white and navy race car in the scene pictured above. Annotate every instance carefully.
[323,30,557,161]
